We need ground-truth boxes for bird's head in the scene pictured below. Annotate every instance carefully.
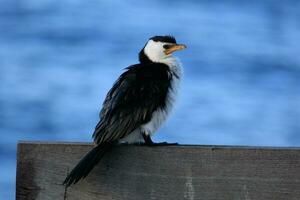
[139,35,187,63]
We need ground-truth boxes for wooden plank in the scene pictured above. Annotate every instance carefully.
[16,141,300,200]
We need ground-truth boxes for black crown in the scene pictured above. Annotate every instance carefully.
[150,35,177,44]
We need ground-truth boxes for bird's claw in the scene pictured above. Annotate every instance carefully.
[145,142,178,146]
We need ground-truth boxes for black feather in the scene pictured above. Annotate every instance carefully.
[93,63,172,144]
[63,143,113,187]
[139,48,152,63]
[150,35,177,44]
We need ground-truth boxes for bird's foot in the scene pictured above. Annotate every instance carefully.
[142,133,178,146]
[144,141,178,146]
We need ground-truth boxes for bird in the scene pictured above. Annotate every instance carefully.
[63,35,186,187]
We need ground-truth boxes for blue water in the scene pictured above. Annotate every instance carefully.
[1,0,300,199]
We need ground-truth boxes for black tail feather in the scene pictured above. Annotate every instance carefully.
[63,143,113,187]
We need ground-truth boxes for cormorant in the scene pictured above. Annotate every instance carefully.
[63,35,186,187]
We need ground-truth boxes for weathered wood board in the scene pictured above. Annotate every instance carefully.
[16,141,300,200]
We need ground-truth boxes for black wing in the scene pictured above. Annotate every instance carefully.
[93,63,172,144]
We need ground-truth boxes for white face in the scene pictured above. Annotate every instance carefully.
[143,40,172,62]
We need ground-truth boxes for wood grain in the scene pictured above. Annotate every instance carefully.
[16,141,300,200]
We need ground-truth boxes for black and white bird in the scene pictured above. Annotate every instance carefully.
[63,35,186,187]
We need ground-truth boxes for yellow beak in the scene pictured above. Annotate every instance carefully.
[164,44,187,55]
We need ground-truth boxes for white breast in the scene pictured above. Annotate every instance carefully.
[119,57,183,144]
[141,56,182,136]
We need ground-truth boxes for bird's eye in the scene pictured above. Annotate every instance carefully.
[163,44,172,49]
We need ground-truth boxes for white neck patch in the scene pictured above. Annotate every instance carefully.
[144,40,170,63]
[143,39,182,72]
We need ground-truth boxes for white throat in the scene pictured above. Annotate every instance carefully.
[144,40,182,71]
[144,40,170,62]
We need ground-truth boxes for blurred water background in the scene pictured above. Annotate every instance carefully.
[1,0,300,199]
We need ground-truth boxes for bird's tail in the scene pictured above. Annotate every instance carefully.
[63,143,113,187]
